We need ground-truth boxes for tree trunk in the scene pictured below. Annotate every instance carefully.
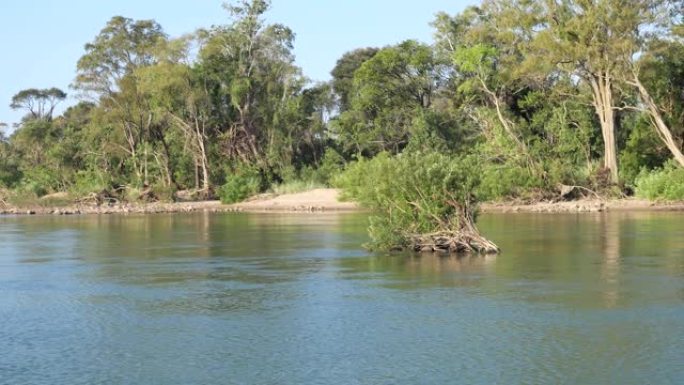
[195,119,211,192]
[589,72,619,183]
[633,76,684,167]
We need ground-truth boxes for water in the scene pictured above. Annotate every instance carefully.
[1,212,683,385]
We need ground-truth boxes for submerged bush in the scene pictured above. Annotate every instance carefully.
[635,162,684,201]
[335,151,496,252]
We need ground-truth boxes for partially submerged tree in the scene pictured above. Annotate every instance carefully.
[337,152,499,254]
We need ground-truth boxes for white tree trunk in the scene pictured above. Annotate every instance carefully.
[589,72,619,183]
[633,76,684,167]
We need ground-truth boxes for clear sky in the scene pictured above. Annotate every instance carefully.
[0,1,475,127]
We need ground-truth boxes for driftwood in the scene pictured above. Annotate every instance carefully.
[76,189,119,206]
[559,184,603,200]
[405,201,500,255]
[137,188,159,202]
[410,230,500,254]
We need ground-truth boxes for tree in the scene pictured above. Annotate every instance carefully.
[330,47,379,113]
[439,2,546,163]
[533,0,684,181]
[199,0,302,170]
[627,25,684,168]
[74,16,169,186]
[74,16,166,95]
[333,40,451,155]
[10,88,67,121]
[137,37,214,193]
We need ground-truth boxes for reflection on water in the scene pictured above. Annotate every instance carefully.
[0,212,683,385]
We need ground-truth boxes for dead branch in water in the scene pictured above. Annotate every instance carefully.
[409,230,500,254]
[404,200,500,255]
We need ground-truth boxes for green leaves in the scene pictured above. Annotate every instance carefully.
[74,16,166,95]
[332,40,453,156]
[453,44,497,74]
[336,151,482,250]
[10,88,67,121]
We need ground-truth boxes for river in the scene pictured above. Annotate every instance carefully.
[1,212,683,384]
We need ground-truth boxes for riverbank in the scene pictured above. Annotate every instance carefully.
[2,189,684,216]
[0,189,359,216]
[480,198,684,213]
[228,189,359,212]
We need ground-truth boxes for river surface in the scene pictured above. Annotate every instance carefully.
[0,212,683,385]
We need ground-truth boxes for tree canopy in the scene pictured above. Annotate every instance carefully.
[2,0,684,207]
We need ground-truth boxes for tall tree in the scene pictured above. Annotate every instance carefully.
[330,47,379,113]
[199,0,301,168]
[534,0,684,180]
[333,40,450,155]
[137,37,215,193]
[73,16,168,186]
[10,88,67,121]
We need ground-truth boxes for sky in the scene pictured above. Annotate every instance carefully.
[0,1,475,128]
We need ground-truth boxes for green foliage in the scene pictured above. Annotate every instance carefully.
[331,47,379,112]
[0,145,21,188]
[635,162,684,201]
[335,151,480,250]
[332,40,451,156]
[477,163,544,201]
[218,167,262,204]
[70,169,114,197]
[17,167,63,197]
[5,0,684,208]
[10,88,67,121]
[619,118,669,185]
[308,148,346,185]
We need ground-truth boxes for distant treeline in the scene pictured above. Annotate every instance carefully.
[2,0,684,205]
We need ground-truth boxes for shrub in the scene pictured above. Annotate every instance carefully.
[218,171,262,204]
[15,166,67,197]
[335,151,484,250]
[312,148,346,185]
[477,163,544,201]
[70,169,112,197]
[635,162,684,201]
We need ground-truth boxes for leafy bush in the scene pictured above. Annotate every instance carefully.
[477,163,545,201]
[151,183,177,202]
[218,168,262,204]
[312,148,346,185]
[335,151,481,250]
[17,166,63,197]
[635,162,684,201]
[70,169,113,197]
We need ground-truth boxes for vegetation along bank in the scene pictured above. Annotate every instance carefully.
[3,0,684,252]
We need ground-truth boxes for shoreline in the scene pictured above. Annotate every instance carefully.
[0,189,361,217]
[2,189,683,216]
[480,198,684,214]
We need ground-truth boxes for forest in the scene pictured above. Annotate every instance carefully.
[2,0,684,248]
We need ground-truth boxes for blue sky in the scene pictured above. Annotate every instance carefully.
[0,1,474,127]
